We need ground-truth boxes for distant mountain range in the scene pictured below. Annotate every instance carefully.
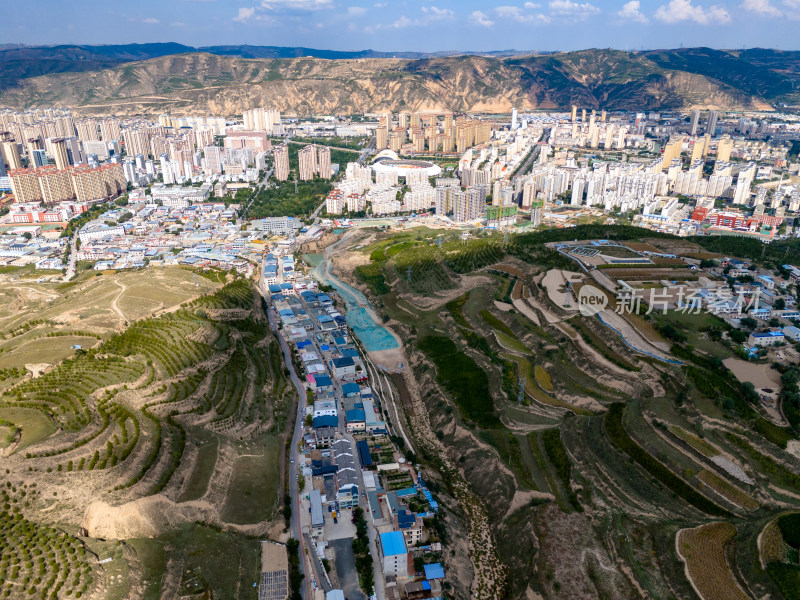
[1,44,799,115]
[0,43,537,90]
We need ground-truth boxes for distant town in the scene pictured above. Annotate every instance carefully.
[1,106,800,278]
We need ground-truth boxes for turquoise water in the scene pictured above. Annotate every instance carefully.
[309,249,399,352]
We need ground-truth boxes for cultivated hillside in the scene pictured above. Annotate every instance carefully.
[0,48,795,115]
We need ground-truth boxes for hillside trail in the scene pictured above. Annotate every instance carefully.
[111,279,129,325]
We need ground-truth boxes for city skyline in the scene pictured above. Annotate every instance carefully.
[5,0,800,52]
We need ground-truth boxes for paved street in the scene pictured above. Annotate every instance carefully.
[260,245,388,600]
[260,282,310,600]
[329,538,367,600]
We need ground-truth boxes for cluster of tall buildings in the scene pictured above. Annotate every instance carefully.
[298,144,332,180]
[242,108,282,134]
[271,143,333,182]
[9,163,125,204]
[375,112,494,154]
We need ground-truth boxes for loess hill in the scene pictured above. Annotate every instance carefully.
[1,46,799,114]
[335,224,800,600]
[0,274,294,600]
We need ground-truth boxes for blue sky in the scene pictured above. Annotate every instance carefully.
[7,0,800,51]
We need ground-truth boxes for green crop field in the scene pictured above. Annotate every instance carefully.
[0,406,56,451]
[221,438,282,524]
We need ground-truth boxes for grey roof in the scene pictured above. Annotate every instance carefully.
[310,489,324,528]
[332,438,359,491]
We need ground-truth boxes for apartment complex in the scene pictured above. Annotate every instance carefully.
[274,144,290,182]
[9,163,126,204]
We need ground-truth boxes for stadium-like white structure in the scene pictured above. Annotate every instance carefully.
[370,150,442,179]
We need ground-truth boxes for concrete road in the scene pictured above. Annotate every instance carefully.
[259,278,310,600]
[63,233,78,282]
[329,538,368,600]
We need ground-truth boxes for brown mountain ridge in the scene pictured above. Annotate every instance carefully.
[1,47,797,116]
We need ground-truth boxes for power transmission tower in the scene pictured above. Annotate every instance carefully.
[563,281,573,309]
[518,377,526,403]
[406,266,412,282]
[193,273,198,287]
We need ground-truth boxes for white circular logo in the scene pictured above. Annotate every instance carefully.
[577,284,608,316]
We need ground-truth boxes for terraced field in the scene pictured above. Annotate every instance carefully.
[678,522,750,600]
[0,278,293,599]
[342,224,800,600]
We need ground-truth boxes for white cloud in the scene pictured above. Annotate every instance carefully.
[347,5,367,16]
[233,7,256,22]
[783,0,800,16]
[389,15,413,28]
[617,0,649,21]
[742,0,782,15]
[469,9,496,26]
[495,5,523,17]
[143,17,159,24]
[171,21,188,27]
[655,0,730,23]
[421,5,455,19]
[524,1,542,6]
[377,6,454,29]
[548,0,601,16]
[491,4,551,22]
[260,0,333,10]
[363,5,454,33]
[374,2,387,6]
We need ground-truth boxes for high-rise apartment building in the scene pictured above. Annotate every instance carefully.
[64,137,83,166]
[707,110,718,136]
[54,115,76,138]
[689,109,700,136]
[36,166,74,203]
[317,146,331,179]
[242,108,281,133]
[124,129,151,158]
[47,138,70,171]
[690,138,704,162]
[70,163,125,202]
[454,187,485,223]
[99,119,122,143]
[273,144,289,181]
[376,116,389,151]
[661,139,682,170]
[76,119,99,142]
[9,169,43,203]
[203,146,224,174]
[31,148,48,169]
[298,145,317,181]
[716,136,733,162]
[1,140,22,171]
